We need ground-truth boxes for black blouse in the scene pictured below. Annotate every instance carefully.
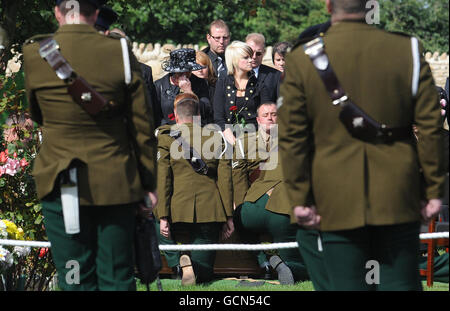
[213,72,270,131]
[154,74,212,127]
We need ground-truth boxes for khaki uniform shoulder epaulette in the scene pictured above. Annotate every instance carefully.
[203,123,222,132]
[24,33,54,45]
[154,124,172,138]
[106,32,124,40]
[387,30,412,38]
[290,35,319,53]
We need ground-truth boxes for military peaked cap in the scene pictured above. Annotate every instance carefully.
[56,0,107,8]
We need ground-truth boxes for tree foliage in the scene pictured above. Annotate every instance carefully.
[242,0,329,45]
[378,0,449,53]
[0,0,448,62]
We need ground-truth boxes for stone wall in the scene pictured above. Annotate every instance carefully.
[133,42,449,87]
[134,42,450,87]
[3,40,448,88]
[425,52,449,89]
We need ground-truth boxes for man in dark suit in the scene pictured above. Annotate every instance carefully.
[445,77,449,126]
[202,19,230,79]
[245,33,281,102]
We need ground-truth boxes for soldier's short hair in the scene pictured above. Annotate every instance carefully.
[330,0,368,14]
[174,93,200,120]
[208,19,230,34]
[58,0,97,17]
[225,41,253,76]
[245,33,266,48]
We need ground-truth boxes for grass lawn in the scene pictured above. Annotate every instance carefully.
[137,277,448,291]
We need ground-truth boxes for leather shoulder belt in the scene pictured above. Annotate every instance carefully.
[39,38,113,116]
[303,37,412,143]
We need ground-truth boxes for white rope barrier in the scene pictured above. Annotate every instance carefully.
[0,232,448,251]
[419,232,449,239]
[159,242,300,251]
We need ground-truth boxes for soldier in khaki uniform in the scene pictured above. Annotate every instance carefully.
[155,93,234,286]
[22,0,157,290]
[233,103,326,286]
[278,0,445,290]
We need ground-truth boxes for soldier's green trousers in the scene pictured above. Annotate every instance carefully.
[296,228,330,291]
[238,194,309,282]
[319,222,422,291]
[156,221,221,283]
[42,199,136,291]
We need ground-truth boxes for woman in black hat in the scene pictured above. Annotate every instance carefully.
[154,48,212,126]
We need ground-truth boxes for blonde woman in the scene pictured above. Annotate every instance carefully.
[213,41,270,145]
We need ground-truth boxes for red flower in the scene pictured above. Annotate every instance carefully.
[0,151,6,163]
[168,113,175,121]
[39,248,49,258]
[20,158,28,167]
[229,105,238,112]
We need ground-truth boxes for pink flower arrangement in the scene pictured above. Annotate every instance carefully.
[3,158,20,176]
[0,151,28,177]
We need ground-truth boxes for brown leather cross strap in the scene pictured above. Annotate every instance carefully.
[38,37,111,116]
[302,37,413,143]
[303,37,348,105]
[39,38,75,81]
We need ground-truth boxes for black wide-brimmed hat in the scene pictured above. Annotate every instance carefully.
[161,48,206,73]
[56,0,107,8]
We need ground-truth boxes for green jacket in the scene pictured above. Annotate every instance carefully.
[154,123,233,223]
[279,21,445,231]
[23,24,157,205]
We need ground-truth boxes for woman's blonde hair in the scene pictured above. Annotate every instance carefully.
[225,41,253,76]
[196,51,218,86]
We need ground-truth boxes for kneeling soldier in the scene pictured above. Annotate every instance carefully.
[233,103,329,288]
[154,93,234,285]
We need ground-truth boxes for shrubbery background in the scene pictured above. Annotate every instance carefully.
[0,68,55,291]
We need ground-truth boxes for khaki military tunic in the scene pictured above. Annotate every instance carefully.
[155,123,233,223]
[232,128,275,206]
[244,158,291,216]
[22,24,157,206]
[278,21,445,231]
